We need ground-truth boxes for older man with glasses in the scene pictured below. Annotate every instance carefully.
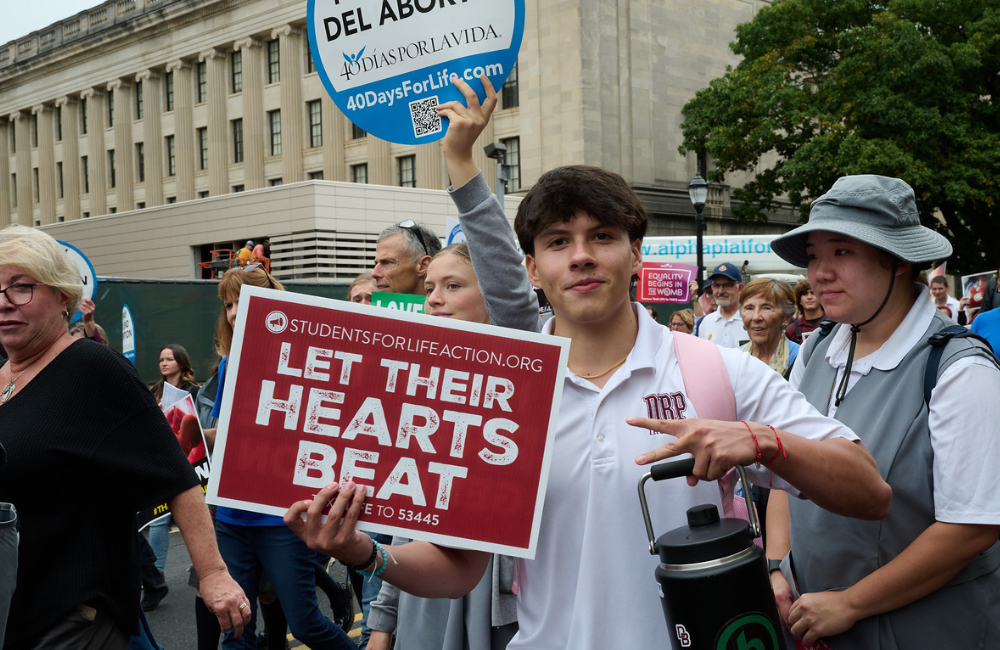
[356,220,441,649]
[371,220,442,296]
[697,262,749,348]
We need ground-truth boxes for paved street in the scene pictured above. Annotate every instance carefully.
[145,529,362,649]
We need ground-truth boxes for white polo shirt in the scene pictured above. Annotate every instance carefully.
[943,295,961,323]
[696,308,749,348]
[508,305,859,650]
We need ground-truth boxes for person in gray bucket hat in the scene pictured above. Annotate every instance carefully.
[770,175,953,268]
[765,174,1000,649]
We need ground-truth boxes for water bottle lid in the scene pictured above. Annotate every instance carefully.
[687,503,720,527]
[655,504,753,565]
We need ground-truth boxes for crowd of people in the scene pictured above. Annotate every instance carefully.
[0,71,998,650]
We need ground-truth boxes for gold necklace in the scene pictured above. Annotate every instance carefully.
[572,353,630,379]
[1,360,37,403]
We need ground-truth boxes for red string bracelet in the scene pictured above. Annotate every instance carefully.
[740,420,762,468]
[766,425,787,487]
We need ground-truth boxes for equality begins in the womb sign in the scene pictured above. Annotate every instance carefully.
[307,0,525,144]
[206,286,568,558]
[638,262,697,304]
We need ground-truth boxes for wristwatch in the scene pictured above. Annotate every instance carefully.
[767,558,783,573]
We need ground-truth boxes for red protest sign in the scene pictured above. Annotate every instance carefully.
[638,262,697,303]
[206,287,569,558]
[139,394,211,530]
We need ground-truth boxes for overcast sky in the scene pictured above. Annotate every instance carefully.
[1,1,102,46]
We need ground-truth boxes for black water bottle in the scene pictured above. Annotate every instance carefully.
[637,459,785,650]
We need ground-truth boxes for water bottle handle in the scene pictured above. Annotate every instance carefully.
[650,458,696,481]
[637,459,761,555]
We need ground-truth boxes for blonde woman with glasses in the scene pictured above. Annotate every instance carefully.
[0,225,248,648]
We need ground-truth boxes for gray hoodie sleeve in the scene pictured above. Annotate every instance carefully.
[366,535,411,633]
[448,172,541,333]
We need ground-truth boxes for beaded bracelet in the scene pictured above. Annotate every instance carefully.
[358,538,390,578]
[342,535,378,573]
[739,420,762,468]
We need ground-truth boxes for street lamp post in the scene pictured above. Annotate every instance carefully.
[687,172,709,293]
[484,142,510,206]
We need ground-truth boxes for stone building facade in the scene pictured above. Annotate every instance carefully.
[0,0,793,281]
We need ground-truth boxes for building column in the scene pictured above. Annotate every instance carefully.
[0,118,11,227]
[273,25,303,184]
[199,48,229,196]
[137,70,164,207]
[368,136,391,186]
[80,89,107,216]
[417,140,445,190]
[322,97,346,182]
[236,38,265,190]
[55,97,81,220]
[32,105,57,224]
[10,112,33,225]
[108,79,134,211]
[166,59,195,201]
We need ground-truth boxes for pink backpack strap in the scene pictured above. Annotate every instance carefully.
[672,332,736,421]
[672,333,761,546]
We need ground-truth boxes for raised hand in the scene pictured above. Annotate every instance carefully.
[437,74,498,188]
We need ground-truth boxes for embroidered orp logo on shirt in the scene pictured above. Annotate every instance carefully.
[642,392,687,432]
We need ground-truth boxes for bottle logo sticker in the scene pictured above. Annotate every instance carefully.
[714,613,780,650]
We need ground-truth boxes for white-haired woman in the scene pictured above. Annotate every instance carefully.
[0,226,249,649]
[738,278,800,378]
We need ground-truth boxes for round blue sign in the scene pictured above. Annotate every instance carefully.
[308,0,525,145]
[57,240,97,322]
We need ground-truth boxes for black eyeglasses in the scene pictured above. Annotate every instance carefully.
[398,220,431,257]
[0,283,37,306]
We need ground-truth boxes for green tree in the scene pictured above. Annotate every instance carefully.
[680,0,1000,273]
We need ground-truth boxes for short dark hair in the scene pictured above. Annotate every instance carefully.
[930,275,948,287]
[793,280,814,313]
[514,166,649,255]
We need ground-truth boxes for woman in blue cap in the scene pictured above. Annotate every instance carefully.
[766,175,1000,649]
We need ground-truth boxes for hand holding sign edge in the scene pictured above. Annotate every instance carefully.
[284,480,373,567]
[285,480,492,599]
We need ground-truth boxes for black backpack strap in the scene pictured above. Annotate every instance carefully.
[924,325,996,404]
[799,318,837,367]
[815,318,836,340]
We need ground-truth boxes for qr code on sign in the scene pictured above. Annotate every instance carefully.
[410,96,442,138]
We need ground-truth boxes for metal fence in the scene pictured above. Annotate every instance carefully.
[92,277,349,384]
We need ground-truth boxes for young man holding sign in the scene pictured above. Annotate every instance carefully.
[286,76,891,650]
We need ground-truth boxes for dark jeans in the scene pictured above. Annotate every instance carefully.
[0,502,16,650]
[137,535,167,595]
[215,521,355,650]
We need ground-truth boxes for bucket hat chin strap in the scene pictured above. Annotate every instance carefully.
[834,260,898,407]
